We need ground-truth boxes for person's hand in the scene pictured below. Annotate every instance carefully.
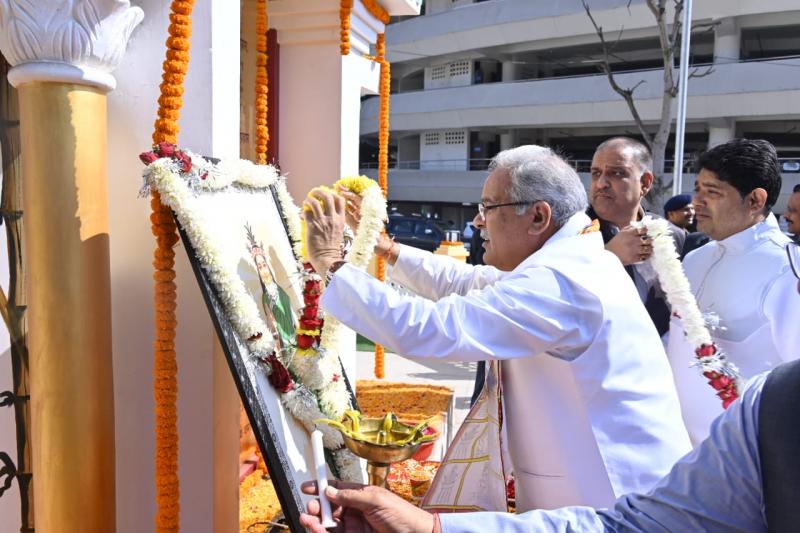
[337,187,363,231]
[303,187,346,275]
[605,225,652,266]
[337,186,396,261]
[299,480,435,533]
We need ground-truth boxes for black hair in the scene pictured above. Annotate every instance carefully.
[695,139,782,212]
[794,184,800,194]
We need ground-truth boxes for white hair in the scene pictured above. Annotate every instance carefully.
[489,145,588,227]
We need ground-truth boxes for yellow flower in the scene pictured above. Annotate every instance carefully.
[335,175,379,195]
[300,178,378,259]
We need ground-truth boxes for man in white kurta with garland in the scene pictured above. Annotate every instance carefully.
[668,138,800,444]
[303,145,690,512]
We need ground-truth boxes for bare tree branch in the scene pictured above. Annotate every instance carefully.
[689,65,715,78]
[582,0,653,146]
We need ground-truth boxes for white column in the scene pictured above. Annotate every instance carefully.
[500,130,517,151]
[708,118,736,148]
[713,17,740,64]
[270,0,383,199]
[502,61,519,82]
[271,0,416,386]
[107,0,240,531]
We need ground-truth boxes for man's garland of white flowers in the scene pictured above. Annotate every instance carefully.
[140,153,385,480]
[636,217,743,404]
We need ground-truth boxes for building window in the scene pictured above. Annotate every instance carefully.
[449,60,470,77]
[444,130,466,145]
[424,132,441,145]
[430,65,447,80]
[741,24,800,60]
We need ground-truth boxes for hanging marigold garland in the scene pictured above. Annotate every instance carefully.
[340,0,354,55]
[361,0,391,24]
[255,0,269,164]
[150,1,195,531]
[373,32,391,379]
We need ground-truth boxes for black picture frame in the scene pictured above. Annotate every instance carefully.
[176,219,306,531]
[172,182,359,532]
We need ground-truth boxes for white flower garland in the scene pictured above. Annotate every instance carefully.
[637,217,743,394]
[142,154,364,481]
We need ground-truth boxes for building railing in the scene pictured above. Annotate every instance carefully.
[361,157,800,173]
[375,54,800,97]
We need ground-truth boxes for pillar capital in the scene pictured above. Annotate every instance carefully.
[0,0,143,91]
[270,0,419,56]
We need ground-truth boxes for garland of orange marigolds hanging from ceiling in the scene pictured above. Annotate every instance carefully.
[255,0,269,163]
[373,32,391,378]
[340,0,354,55]
[150,1,195,531]
[362,0,391,24]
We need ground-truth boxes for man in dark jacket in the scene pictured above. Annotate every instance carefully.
[588,137,678,336]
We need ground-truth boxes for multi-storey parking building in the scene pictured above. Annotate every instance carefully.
[360,0,800,230]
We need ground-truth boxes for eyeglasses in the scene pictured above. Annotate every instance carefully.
[477,201,532,221]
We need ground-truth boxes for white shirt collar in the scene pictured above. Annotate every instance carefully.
[543,211,594,248]
[513,212,595,272]
[717,213,782,255]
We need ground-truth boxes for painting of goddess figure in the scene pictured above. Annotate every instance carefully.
[246,224,296,352]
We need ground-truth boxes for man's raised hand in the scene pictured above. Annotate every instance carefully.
[605,225,653,266]
[303,187,346,276]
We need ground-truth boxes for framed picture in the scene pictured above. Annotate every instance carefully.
[141,148,362,531]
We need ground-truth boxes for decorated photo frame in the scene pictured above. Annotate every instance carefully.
[140,145,365,530]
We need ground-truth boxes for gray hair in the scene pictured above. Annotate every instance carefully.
[489,145,588,227]
[595,136,653,174]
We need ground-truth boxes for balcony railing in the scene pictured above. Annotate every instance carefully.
[361,157,800,173]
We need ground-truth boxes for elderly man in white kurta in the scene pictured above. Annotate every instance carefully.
[304,145,690,512]
[666,139,800,444]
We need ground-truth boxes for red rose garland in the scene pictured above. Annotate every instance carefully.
[297,263,324,354]
[696,343,738,408]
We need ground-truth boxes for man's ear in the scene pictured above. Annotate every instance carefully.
[527,201,552,235]
[640,171,654,197]
[748,188,768,214]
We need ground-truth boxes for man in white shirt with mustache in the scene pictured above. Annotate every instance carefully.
[303,145,690,512]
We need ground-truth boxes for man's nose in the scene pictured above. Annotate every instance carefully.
[473,212,484,228]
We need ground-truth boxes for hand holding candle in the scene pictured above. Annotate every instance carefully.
[311,429,337,529]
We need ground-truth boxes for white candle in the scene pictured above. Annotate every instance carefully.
[311,430,337,528]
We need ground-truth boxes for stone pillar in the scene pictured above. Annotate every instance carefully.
[708,118,736,148]
[106,1,242,530]
[502,61,519,82]
[714,17,740,64]
[0,2,143,531]
[500,130,517,151]
[271,0,385,200]
[270,0,420,385]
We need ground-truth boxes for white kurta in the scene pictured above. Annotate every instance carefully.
[322,212,691,512]
[667,214,800,444]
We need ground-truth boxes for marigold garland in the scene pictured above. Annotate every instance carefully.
[255,0,269,164]
[150,1,195,531]
[340,0,354,55]
[372,33,391,379]
[361,0,391,24]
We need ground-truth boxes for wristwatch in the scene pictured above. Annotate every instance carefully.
[324,260,347,286]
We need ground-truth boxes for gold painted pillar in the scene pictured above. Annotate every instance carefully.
[0,2,144,531]
[17,82,116,532]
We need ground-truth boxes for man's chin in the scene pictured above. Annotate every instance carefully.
[695,218,712,236]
